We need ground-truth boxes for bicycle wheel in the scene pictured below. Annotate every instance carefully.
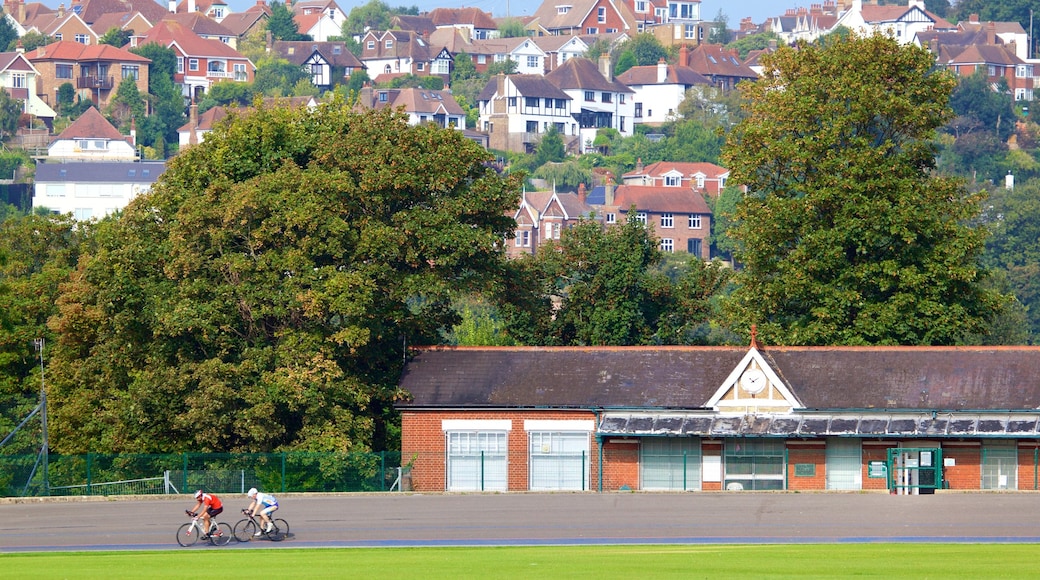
[210,522,232,546]
[274,518,289,537]
[233,518,257,542]
[176,522,199,547]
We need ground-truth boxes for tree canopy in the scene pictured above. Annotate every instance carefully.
[44,101,521,454]
[721,33,1005,346]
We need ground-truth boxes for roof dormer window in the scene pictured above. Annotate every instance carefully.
[557,5,571,15]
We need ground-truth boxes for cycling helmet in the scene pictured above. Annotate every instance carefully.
[247,488,258,498]
[194,489,204,500]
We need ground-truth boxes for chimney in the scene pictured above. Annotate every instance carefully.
[360,85,372,106]
[130,116,136,147]
[969,13,979,24]
[986,22,995,45]
[636,157,643,172]
[266,30,273,52]
[577,183,586,204]
[169,0,176,12]
[15,40,23,53]
[679,45,690,67]
[58,3,65,17]
[598,54,612,81]
[604,176,615,206]
[18,0,24,23]
[657,58,667,83]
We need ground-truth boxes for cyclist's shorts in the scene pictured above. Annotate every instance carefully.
[260,504,279,515]
[206,506,223,518]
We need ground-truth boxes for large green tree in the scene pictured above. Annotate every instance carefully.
[721,33,1004,346]
[45,101,521,454]
[267,1,310,41]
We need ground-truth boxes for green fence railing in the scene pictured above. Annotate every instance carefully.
[0,451,402,498]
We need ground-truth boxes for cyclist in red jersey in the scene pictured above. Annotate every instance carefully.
[187,490,224,537]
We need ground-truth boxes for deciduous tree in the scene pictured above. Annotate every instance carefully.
[721,33,1004,346]
[45,101,521,453]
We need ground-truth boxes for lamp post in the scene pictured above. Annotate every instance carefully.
[32,338,48,496]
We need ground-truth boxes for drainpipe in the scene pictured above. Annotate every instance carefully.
[595,408,603,493]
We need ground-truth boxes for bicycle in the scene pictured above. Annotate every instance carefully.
[177,510,232,547]
[233,509,289,542]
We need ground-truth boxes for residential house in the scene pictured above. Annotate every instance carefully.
[177,95,318,147]
[159,12,237,49]
[531,0,635,36]
[172,0,231,22]
[46,105,135,160]
[132,20,254,102]
[397,344,1040,492]
[32,160,166,219]
[467,37,547,75]
[622,160,730,197]
[765,2,840,45]
[604,182,712,257]
[0,51,57,127]
[615,57,712,125]
[358,30,444,83]
[357,87,466,130]
[428,7,498,40]
[531,34,589,73]
[292,0,346,39]
[833,0,956,45]
[618,0,666,33]
[478,73,576,153]
[508,187,597,258]
[218,1,269,43]
[269,40,364,91]
[390,14,436,38]
[64,0,170,29]
[645,0,706,48]
[957,14,1028,59]
[26,40,151,109]
[89,11,155,41]
[681,43,758,92]
[545,56,635,149]
[24,4,97,46]
[942,41,1034,102]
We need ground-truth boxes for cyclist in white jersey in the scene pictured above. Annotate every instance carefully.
[246,487,279,535]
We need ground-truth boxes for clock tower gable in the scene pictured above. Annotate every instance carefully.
[705,347,802,414]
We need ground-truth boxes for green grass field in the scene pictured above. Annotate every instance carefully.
[3,544,1038,579]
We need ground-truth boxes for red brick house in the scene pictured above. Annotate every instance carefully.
[398,345,1040,493]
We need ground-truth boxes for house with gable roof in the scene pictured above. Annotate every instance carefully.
[531,34,589,73]
[269,40,364,91]
[89,11,155,42]
[622,159,730,197]
[478,73,575,154]
[159,12,238,48]
[467,37,547,76]
[681,43,757,92]
[218,1,269,43]
[531,0,635,36]
[358,29,449,82]
[63,0,170,29]
[33,159,166,220]
[398,343,1040,493]
[26,40,150,109]
[766,2,841,45]
[0,50,56,127]
[131,19,253,102]
[171,0,231,23]
[46,105,135,160]
[357,86,466,130]
[292,0,345,37]
[545,56,635,149]
[834,0,956,45]
[23,3,97,45]
[615,56,712,125]
[428,7,498,40]
[508,187,598,258]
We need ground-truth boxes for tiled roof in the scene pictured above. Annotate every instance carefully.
[272,40,362,68]
[948,44,1022,66]
[428,7,497,30]
[626,161,728,180]
[89,11,145,36]
[861,3,954,29]
[546,57,634,93]
[76,0,169,26]
[219,10,268,36]
[684,44,757,80]
[54,106,125,141]
[613,185,711,214]
[390,14,435,36]
[531,0,598,31]
[159,12,234,37]
[615,63,711,87]
[135,20,247,58]
[26,40,151,63]
[398,346,1040,411]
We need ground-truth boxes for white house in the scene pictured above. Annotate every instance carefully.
[478,73,575,153]
[615,59,713,125]
[47,107,135,161]
[32,161,166,220]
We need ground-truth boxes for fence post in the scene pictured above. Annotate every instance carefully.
[381,451,386,491]
[281,452,286,493]
[182,453,188,493]
[683,451,687,491]
[582,450,586,491]
[480,450,485,491]
[86,452,93,496]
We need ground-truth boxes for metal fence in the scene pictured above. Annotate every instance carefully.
[0,451,403,497]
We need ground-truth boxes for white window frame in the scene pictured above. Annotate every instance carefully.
[661,213,674,228]
[688,215,702,229]
[660,238,674,252]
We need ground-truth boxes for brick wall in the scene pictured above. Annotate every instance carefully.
[942,444,980,491]
[787,443,826,490]
[601,440,639,490]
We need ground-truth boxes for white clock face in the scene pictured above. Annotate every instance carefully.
[740,368,767,394]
